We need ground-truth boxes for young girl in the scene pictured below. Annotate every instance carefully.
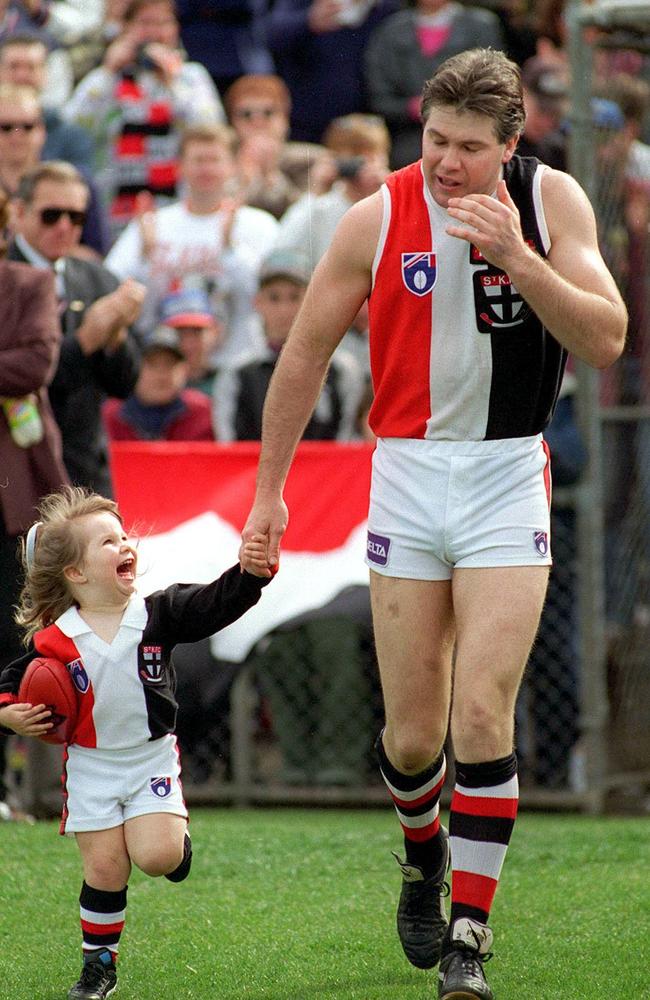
[0,486,273,1000]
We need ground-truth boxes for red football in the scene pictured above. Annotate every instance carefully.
[18,656,78,745]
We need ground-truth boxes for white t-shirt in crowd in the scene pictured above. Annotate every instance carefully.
[106,200,278,366]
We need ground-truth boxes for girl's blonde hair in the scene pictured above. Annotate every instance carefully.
[15,486,122,645]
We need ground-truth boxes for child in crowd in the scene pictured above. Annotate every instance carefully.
[212,249,364,441]
[0,486,273,1000]
[103,325,215,441]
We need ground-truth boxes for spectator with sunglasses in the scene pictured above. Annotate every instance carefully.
[0,35,94,173]
[0,82,109,256]
[9,161,145,498]
[224,74,302,219]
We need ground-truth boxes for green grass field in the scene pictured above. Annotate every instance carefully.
[1,809,647,1000]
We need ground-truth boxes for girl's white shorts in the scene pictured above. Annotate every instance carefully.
[61,733,188,834]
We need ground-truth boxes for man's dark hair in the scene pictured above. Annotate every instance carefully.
[421,48,526,143]
[16,161,88,204]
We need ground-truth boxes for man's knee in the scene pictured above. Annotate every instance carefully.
[451,696,513,758]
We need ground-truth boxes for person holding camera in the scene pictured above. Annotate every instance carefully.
[273,112,391,272]
[62,0,225,240]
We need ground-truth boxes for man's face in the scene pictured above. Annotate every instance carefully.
[180,140,234,197]
[15,179,89,261]
[421,105,517,208]
[0,43,47,92]
[128,1,178,47]
[255,279,306,348]
[0,97,45,167]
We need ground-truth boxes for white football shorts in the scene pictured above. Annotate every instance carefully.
[366,435,552,580]
[61,733,188,834]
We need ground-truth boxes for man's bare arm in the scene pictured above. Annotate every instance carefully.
[446,170,627,368]
[240,192,381,564]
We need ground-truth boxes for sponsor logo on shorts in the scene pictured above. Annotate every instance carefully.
[367,531,391,566]
[534,530,549,556]
[150,776,172,798]
[67,658,89,694]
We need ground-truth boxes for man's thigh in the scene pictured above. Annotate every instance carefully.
[450,565,550,760]
[370,571,455,757]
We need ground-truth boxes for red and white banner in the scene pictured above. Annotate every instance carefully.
[110,442,374,661]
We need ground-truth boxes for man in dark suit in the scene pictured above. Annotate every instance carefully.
[0,187,69,820]
[9,160,144,496]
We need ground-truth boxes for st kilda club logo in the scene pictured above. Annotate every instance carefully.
[470,243,532,333]
[139,645,164,684]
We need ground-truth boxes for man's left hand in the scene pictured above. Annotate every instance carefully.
[445,180,530,273]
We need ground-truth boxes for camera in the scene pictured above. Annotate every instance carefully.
[336,156,365,180]
[134,43,158,73]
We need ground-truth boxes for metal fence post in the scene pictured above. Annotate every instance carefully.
[229,663,257,807]
[566,1,610,813]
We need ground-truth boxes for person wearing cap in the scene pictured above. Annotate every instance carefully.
[103,326,215,442]
[219,247,373,787]
[212,248,365,442]
[159,288,223,397]
[517,56,568,171]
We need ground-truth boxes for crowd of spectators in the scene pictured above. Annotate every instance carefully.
[0,0,649,809]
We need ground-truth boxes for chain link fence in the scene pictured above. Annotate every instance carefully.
[566,0,650,812]
[11,2,650,819]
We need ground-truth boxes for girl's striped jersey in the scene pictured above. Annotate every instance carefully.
[0,565,269,750]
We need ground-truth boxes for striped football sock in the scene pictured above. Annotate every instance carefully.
[377,734,447,876]
[448,753,519,928]
[79,882,127,962]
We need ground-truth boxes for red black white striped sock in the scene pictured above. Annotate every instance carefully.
[377,734,447,875]
[79,882,127,962]
[448,753,519,926]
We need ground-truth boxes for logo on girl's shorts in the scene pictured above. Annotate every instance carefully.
[67,658,89,694]
[367,531,391,566]
[533,530,549,556]
[150,776,172,798]
[401,253,437,296]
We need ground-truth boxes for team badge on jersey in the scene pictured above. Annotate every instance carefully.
[67,658,89,694]
[534,530,549,556]
[139,645,164,684]
[401,253,437,296]
[470,242,533,333]
[150,776,172,798]
[473,268,531,332]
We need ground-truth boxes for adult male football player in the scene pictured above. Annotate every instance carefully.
[240,48,626,1000]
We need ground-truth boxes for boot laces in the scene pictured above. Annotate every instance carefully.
[78,959,113,989]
